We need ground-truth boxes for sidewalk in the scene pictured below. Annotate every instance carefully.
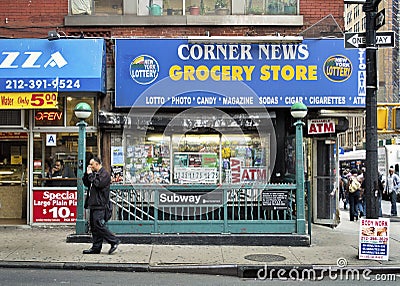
[0,203,399,277]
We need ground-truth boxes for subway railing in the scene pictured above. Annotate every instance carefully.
[106,183,301,234]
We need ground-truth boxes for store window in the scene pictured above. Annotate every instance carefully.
[117,133,171,184]
[33,132,98,187]
[32,94,97,187]
[34,96,95,128]
[0,110,24,127]
[173,134,219,184]
[118,131,269,185]
[70,0,298,16]
[0,132,28,221]
[221,133,268,184]
[34,101,64,127]
[95,0,123,15]
[65,96,95,126]
[110,134,124,183]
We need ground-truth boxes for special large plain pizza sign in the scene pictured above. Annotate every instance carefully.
[33,189,77,223]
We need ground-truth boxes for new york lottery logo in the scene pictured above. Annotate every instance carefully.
[323,55,352,83]
[129,55,159,85]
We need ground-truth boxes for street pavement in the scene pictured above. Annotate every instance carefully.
[0,201,399,278]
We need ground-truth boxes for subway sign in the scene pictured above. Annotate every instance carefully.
[115,38,365,108]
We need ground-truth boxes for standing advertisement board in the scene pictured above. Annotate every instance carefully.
[359,218,390,260]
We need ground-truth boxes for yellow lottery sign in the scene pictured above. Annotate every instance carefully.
[0,92,58,109]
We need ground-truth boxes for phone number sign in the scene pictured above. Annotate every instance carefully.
[33,190,77,223]
[0,92,57,109]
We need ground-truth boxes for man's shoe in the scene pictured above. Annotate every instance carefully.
[109,240,121,255]
[82,248,101,254]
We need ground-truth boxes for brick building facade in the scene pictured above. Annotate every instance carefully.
[0,1,354,227]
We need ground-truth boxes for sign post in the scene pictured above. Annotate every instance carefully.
[363,0,380,219]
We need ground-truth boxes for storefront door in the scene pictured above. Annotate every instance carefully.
[0,132,28,224]
[312,138,339,225]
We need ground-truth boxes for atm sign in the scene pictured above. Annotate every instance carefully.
[308,119,335,135]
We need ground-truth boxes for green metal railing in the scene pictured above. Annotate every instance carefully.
[105,183,300,234]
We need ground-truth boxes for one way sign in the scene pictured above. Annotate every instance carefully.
[344,31,394,49]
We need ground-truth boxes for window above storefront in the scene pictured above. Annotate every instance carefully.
[0,110,25,128]
[66,0,303,27]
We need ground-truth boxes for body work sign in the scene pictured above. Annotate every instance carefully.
[359,218,390,260]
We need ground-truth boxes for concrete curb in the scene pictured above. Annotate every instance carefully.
[0,261,66,270]
[149,264,239,277]
[0,261,149,272]
[64,262,149,272]
[66,233,311,246]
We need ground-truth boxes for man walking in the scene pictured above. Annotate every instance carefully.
[385,166,399,217]
[348,169,361,221]
[82,156,120,254]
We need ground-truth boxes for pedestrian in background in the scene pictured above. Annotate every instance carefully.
[82,156,120,254]
[339,170,349,209]
[384,166,399,217]
[357,167,366,218]
[348,169,361,221]
[377,172,385,217]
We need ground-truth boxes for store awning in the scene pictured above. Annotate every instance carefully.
[99,109,276,132]
[0,39,106,93]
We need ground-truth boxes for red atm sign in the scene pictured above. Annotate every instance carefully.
[308,119,335,135]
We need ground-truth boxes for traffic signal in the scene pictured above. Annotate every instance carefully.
[392,107,400,130]
[377,106,389,130]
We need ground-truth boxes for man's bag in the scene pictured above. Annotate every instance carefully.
[348,178,361,193]
[105,201,113,222]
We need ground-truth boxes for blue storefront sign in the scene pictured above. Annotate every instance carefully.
[0,39,106,93]
[115,38,365,108]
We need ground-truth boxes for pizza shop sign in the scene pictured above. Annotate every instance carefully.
[307,118,336,135]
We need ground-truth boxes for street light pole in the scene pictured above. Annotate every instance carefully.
[74,102,92,234]
[363,0,380,219]
[291,102,308,234]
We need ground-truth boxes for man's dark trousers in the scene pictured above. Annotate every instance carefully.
[89,209,119,251]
